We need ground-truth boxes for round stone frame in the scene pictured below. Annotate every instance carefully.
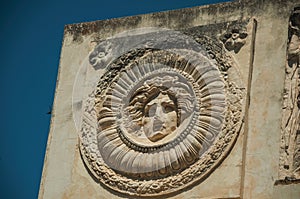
[79,42,245,196]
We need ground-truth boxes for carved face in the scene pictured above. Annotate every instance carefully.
[142,93,177,142]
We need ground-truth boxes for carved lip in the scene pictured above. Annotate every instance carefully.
[152,120,164,132]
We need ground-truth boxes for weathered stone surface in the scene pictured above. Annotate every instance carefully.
[279,7,300,181]
[39,0,300,199]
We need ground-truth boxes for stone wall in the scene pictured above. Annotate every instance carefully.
[39,1,300,198]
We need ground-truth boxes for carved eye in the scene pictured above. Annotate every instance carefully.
[224,33,232,39]
[162,103,175,113]
[164,105,173,113]
[239,32,248,39]
[145,104,157,117]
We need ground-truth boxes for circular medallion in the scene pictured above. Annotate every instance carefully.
[79,30,245,197]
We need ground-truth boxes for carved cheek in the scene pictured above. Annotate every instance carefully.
[164,111,177,132]
[142,117,153,136]
[236,38,246,45]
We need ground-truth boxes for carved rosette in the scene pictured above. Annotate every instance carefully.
[79,33,245,196]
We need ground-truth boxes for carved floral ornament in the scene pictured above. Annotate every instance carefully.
[77,28,245,196]
[220,27,248,53]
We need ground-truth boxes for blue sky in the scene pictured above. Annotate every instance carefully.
[0,0,229,198]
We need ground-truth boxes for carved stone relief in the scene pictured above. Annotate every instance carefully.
[280,7,300,181]
[220,25,248,53]
[79,27,246,196]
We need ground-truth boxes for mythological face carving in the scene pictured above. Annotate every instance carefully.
[142,93,177,142]
[123,75,196,144]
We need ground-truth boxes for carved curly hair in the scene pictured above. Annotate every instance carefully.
[124,75,195,132]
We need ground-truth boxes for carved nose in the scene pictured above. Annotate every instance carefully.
[153,117,164,132]
[154,105,164,118]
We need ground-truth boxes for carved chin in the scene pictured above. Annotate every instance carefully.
[147,131,169,142]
